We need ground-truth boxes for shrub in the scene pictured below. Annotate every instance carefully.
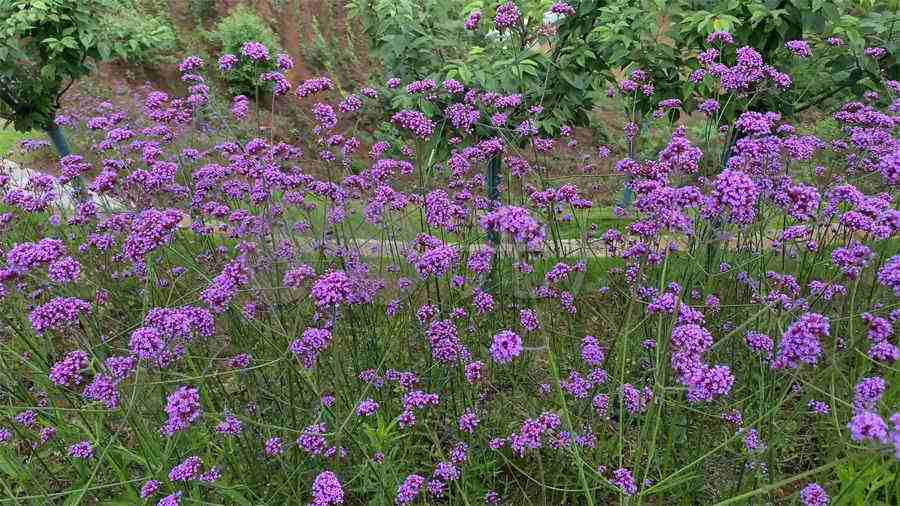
[206,5,282,96]
[0,0,169,133]
[102,8,178,65]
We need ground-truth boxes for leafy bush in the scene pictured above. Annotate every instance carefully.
[102,7,178,65]
[351,0,900,134]
[206,5,282,96]
[0,0,178,134]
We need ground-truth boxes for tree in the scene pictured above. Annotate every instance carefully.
[0,0,170,156]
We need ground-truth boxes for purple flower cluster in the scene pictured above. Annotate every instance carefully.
[391,110,435,139]
[464,11,481,31]
[49,350,89,386]
[494,1,520,30]
[240,41,270,61]
[772,313,829,369]
[289,328,333,368]
[396,474,425,505]
[480,206,545,249]
[296,77,335,98]
[29,297,92,335]
[68,440,93,459]
[550,2,576,16]
[312,471,344,505]
[490,330,523,364]
[670,324,734,402]
[161,386,202,436]
[785,40,812,58]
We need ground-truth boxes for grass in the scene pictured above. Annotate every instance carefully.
[0,127,28,158]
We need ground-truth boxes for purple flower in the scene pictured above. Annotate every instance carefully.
[808,400,830,415]
[490,330,523,364]
[464,11,481,31]
[68,440,93,459]
[848,411,888,443]
[480,206,545,249]
[494,1,520,30]
[158,492,182,506]
[865,47,887,59]
[128,327,163,360]
[592,393,609,418]
[297,423,328,455]
[427,319,468,364]
[29,297,92,335]
[49,350,89,386]
[219,54,238,72]
[853,376,886,412]
[296,77,335,98]
[47,256,81,283]
[707,169,759,225]
[312,471,344,505]
[467,246,494,275]
[169,456,202,481]
[465,361,484,384]
[786,40,812,58]
[140,479,160,499]
[14,410,37,427]
[264,437,283,456]
[396,474,425,505]
[772,313,829,369]
[216,413,242,436]
[289,327,333,368]
[706,31,734,45]
[561,371,592,399]
[622,384,653,414]
[800,483,829,506]
[276,53,294,70]
[122,208,184,263]
[406,79,437,94]
[550,2,576,16]
[356,399,379,417]
[458,409,479,433]
[240,41,270,61]
[877,255,900,295]
[82,374,120,409]
[161,386,202,436]
[311,271,353,307]
[179,56,204,72]
[745,331,774,358]
[831,243,873,279]
[743,428,766,452]
[581,335,605,365]
[391,110,435,139]
[611,467,637,496]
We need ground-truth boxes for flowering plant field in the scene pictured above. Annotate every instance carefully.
[0,3,898,505]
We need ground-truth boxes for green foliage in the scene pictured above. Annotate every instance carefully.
[0,0,176,132]
[187,0,218,24]
[207,5,280,56]
[0,127,27,156]
[676,0,900,115]
[351,0,899,132]
[206,5,281,96]
[350,0,575,129]
[101,7,178,65]
[347,0,470,79]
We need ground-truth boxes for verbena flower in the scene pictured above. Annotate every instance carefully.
[68,440,93,459]
[490,330,523,364]
[800,483,829,506]
[312,471,344,505]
